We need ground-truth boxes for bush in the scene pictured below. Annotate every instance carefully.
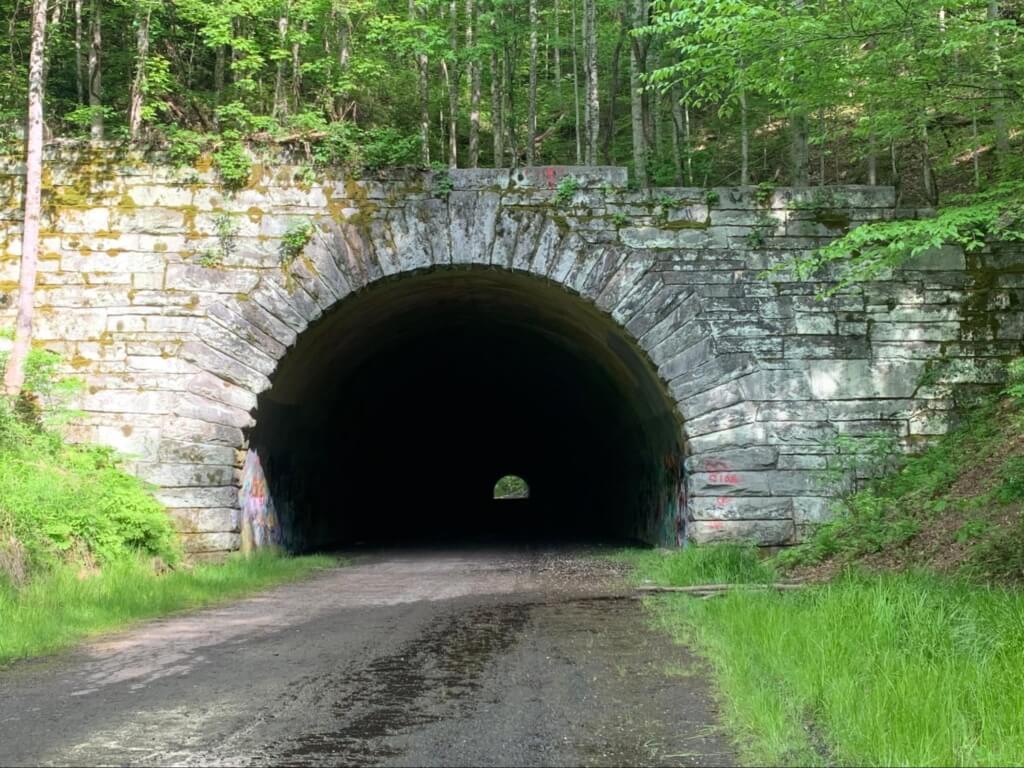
[0,341,179,584]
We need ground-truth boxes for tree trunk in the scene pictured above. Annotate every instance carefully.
[5,0,47,397]
[490,12,504,167]
[41,0,63,90]
[447,0,459,168]
[412,0,430,166]
[739,86,750,185]
[582,0,599,165]
[571,0,582,164]
[128,4,152,141]
[988,1,1010,171]
[527,0,538,165]
[74,0,83,103]
[553,0,562,106]
[214,44,226,107]
[921,123,936,205]
[603,20,624,164]
[87,0,102,139]
[467,0,480,167]
[274,11,289,118]
[790,113,808,185]
[291,18,306,113]
[628,0,647,187]
[866,130,877,185]
[670,85,683,186]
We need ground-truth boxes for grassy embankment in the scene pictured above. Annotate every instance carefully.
[0,342,333,666]
[617,391,1024,766]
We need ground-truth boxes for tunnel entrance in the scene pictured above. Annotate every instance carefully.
[247,267,686,550]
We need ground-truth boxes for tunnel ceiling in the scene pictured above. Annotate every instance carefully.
[253,267,686,548]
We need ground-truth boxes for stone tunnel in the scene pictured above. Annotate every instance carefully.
[1,148,1022,555]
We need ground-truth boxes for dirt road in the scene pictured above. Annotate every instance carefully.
[0,547,734,767]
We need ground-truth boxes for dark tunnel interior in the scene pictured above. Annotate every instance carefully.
[250,268,685,550]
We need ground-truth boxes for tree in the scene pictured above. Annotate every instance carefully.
[527,0,538,164]
[4,0,47,397]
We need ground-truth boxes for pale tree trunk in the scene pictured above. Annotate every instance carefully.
[447,0,459,168]
[571,0,582,163]
[739,86,750,185]
[817,110,826,186]
[274,10,289,118]
[490,13,503,167]
[411,0,430,165]
[989,0,1010,170]
[466,0,480,167]
[527,0,538,165]
[88,0,102,139]
[291,18,307,112]
[684,101,693,184]
[628,0,648,187]
[866,130,877,185]
[42,0,63,89]
[553,0,562,106]
[670,83,684,185]
[74,0,84,103]
[604,20,624,164]
[790,113,808,185]
[128,4,152,141]
[922,122,936,204]
[582,0,599,165]
[5,0,47,397]
[214,45,226,107]
[335,7,351,119]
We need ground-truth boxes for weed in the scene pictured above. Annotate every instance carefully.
[755,181,775,207]
[279,219,314,263]
[553,175,581,206]
[704,189,720,206]
[197,213,239,266]
[609,211,630,227]
[212,130,252,190]
[612,544,775,586]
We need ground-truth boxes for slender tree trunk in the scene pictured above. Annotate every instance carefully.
[790,113,808,185]
[571,0,582,164]
[412,0,430,166]
[988,0,1010,171]
[972,113,981,189]
[684,101,693,185]
[604,21,624,164]
[490,13,504,167]
[41,0,63,89]
[291,18,306,113]
[866,130,877,185]
[553,0,562,106]
[88,0,102,139]
[817,110,826,186]
[274,10,289,117]
[628,0,647,187]
[921,122,936,204]
[447,0,459,168]
[670,85,684,186]
[128,4,152,141]
[74,0,83,103]
[739,86,750,185]
[5,0,47,397]
[527,0,538,165]
[467,0,480,167]
[582,0,599,164]
[214,45,226,107]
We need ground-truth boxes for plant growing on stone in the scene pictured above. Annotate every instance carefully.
[704,189,720,206]
[1006,358,1024,402]
[610,211,630,227]
[431,166,454,196]
[212,131,252,190]
[553,176,581,206]
[166,128,206,167]
[755,181,775,208]
[197,214,238,266]
[279,220,314,263]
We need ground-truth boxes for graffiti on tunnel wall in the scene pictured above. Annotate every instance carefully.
[240,449,283,550]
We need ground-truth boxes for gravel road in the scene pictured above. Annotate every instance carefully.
[0,547,735,767]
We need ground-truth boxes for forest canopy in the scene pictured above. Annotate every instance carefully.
[0,0,1021,203]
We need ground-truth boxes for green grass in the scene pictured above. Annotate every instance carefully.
[0,551,336,665]
[612,543,776,586]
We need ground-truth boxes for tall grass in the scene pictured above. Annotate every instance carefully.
[650,571,1024,766]
[613,544,776,586]
[0,552,335,665]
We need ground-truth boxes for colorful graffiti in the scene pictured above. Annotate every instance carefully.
[239,448,283,550]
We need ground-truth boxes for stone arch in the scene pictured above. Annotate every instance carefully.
[173,192,763,551]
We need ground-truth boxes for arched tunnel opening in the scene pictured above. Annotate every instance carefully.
[248,267,686,550]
